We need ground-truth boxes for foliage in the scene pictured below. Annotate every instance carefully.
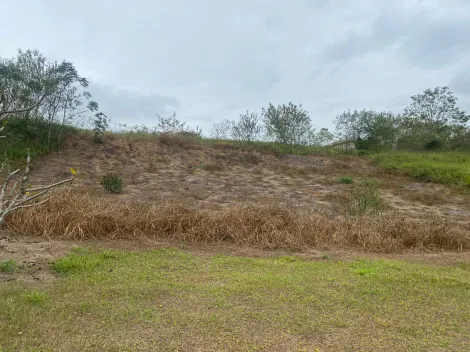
[339,176,353,184]
[156,112,202,136]
[210,119,234,140]
[262,102,312,151]
[0,49,102,148]
[0,259,19,273]
[311,127,334,146]
[101,173,124,193]
[335,109,398,150]
[231,110,262,143]
[404,86,469,126]
[93,112,108,144]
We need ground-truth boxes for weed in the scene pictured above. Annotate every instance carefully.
[101,173,124,193]
[0,259,19,273]
[348,179,385,217]
[339,176,353,184]
[23,291,48,305]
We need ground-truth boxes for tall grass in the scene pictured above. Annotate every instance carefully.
[373,151,470,188]
[5,190,468,253]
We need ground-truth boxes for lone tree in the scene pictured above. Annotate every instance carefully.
[262,102,312,152]
[231,110,262,143]
[404,86,469,126]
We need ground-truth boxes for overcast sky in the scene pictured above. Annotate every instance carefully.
[3,0,470,133]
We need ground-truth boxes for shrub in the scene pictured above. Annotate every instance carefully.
[339,176,353,184]
[349,179,385,217]
[0,259,19,273]
[101,173,124,193]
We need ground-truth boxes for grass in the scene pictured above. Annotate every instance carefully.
[339,176,353,184]
[0,259,19,274]
[1,248,469,351]
[373,151,470,189]
[5,190,469,252]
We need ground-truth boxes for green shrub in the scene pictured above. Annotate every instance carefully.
[339,176,353,184]
[0,259,19,273]
[101,173,124,193]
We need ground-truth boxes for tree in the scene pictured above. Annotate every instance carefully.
[210,119,234,140]
[231,111,262,143]
[0,49,99,148]
[311,128,334,146]
[335,110,398,150]
[262,102,312,151]
[404,86,469,126]
[156,112,187,133]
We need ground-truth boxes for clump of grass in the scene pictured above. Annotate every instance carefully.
[5,190,469,253]
[101,173,124,193]
[23,291,48,305]
[52,249,118,275]
[0,259,19,273]
[349,179,385,217]
[339,176,353,184]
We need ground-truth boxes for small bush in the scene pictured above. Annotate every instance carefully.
[349,179,385,217]
[339,176,353,184]
[0,259,19,273]
[101,173,124,193]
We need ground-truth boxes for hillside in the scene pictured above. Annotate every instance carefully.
[2,132,464,249]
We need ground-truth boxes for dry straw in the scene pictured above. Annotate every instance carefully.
[5,189,469,253]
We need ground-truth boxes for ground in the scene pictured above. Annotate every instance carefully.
[1,134,469,351]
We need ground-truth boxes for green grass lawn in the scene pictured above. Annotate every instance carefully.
[372,151,470,188]
[1,248,469,351]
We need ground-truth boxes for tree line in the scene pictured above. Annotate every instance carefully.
[209,86,470,152]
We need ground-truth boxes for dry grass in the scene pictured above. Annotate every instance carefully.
[157,132,200,148]
[5,190,469,253]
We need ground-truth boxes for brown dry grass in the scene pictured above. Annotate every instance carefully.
[5,189,469,253]
[157,132,200,148]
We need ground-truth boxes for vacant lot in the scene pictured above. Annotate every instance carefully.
[1,246,469,352]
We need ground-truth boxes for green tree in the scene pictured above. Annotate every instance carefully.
[210,119,234,140]
[404,86,469,126]
[231,110,262,143]
[335,110,398,150]
[262,102,312,152]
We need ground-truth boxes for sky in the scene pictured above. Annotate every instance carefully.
[3,0,470,133]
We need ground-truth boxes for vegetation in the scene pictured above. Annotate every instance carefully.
[1,248,469,351]
[0,259,19,273]
[348,179,385,217]
[373,152,470,188]
[101,173,124,194]
[338,176,353,184]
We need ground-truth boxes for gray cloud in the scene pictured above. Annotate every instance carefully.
[321,8,470,69]
[89,83,180,126]
[1,0,470,133]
